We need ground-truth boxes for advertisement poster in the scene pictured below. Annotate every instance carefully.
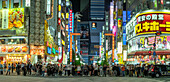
[0,45,28,54]
[0,8,26,35]
[128,36,170,53]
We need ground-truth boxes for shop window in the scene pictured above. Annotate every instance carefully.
[2,0,7,8]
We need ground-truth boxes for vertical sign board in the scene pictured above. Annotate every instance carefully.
[69,10,73,62]
[123,11,126,45]
[72,13,74,42]
[127,11,131,22]
[106,40,108,50]
[72,13,74,33]
[68,16,70,52]
[112,35,114,62]
[110,1,114,31]
[46,0,51,15]
[118,42,122,54]
[106,40,108,60]
[123,50,127,61]
[99,32,102,57]
[123,34,126,45]
[2,9,8,29]
[70,34,72,63]
[25,0,30,7]
[69,10,72,32]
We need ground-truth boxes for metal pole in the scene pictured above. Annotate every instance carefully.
[154,35,156,65]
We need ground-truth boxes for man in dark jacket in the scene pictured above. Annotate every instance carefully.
[137,64,141,77]
[27,62,32,75]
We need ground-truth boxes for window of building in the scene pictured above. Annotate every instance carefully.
[2,0,7,8]
[14,0,19,8]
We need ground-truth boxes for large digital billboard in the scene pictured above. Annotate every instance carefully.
[0,8,26,36]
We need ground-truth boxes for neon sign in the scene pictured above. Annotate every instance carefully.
[69,10,73,32]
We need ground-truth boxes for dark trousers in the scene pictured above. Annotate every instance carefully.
[6,71,10,75]
[59,71,62,76]
[23,70,26,76]
[94,70,98,76]
[17,69,20,75]
[12,68,13,73]
[117,70,120,76]
[144,70,148,76]
[1,71,3,74]
[29,69,32,75]
[72,70,75,76]
[103,70,106,77]
[137,71,140,77]
[68,70,70,76]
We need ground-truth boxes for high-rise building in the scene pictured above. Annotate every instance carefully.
[90,0,105,20]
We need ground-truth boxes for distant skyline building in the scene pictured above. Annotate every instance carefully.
[90,0,105,20]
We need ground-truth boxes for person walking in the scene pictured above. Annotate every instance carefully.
[103,65,107,77]
[94,64,98,76]
[27,62,32,75]
[141,64,145,77]
[136,64,141,77]
[144,65,148,77]
[77,65,81,76]
[109,65,113,76]
[121,65,125,77]
[99,65,103,76]
[59,64,63,76]
[72,65,76,76]
[88,65,92,76]
[41,64,46,77]
[11,63,14,73]
[4,63,7,74]
[0,63,3,75]
[6,64,11,75]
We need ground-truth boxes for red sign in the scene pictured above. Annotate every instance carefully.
[135,12,170,35]
[69,10,73,32]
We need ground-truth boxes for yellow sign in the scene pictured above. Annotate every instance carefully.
[66,13,69,18]
[135,21,170,35]
[135,12,170,35]
[58,5,61,11]
[62,40,65,46]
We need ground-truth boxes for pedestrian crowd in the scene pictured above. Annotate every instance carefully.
[0,62,155,77]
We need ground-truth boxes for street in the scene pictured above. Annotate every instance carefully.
[0,75,169,82]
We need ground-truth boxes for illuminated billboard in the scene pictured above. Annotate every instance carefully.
[128,35,170,53]
[0,8,26,35]
[135,11,170,36]
[0,44,28,54]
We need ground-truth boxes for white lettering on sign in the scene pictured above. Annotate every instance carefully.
[138,14,165,22]
[138,16,141,22]
[142,15,145,21]
[152,14,157,20]
[46,0,51,15]
[146,15,151,20]
[158,14,164,20]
